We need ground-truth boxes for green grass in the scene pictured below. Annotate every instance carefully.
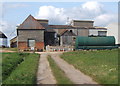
[48,55,73,85]
[61,49,118,84]
[2,53,26,81]
[2,52,39,84]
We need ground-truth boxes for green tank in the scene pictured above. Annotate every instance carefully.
[75,36,116,49]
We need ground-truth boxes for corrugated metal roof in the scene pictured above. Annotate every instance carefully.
[17,15,45,29]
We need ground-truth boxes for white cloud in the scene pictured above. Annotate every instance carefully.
[82,1,104,16]
[94,14,117,26]
[35,1,117,26]
[36,6,67,24]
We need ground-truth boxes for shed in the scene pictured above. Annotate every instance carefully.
[0,31,7,47]
[60,30,76,46]
[10,36,17,48]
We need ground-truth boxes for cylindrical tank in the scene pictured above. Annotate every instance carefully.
[75,36,115,49]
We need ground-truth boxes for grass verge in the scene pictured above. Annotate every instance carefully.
[61,49,118,84]
[48,55,73,85]
[2,52,27,81]
[2,53,39,84]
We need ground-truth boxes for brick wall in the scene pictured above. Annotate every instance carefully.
[18,42,28,50]
[35,42,44,50]
[18,42,44,50]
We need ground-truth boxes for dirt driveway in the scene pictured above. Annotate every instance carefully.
[36,52,99,85]
[0,50,16,53]
[36,52,56,84]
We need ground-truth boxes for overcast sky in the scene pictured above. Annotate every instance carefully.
[0,1,118,46]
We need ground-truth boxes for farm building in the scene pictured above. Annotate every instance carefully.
[11,15,108,51]
[10,36,17,48]
[17,15,45,51]
[0,31,7,47]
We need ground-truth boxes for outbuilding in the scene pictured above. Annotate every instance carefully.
[0,31,7,47]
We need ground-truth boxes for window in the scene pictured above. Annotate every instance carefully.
[98,31,107,36]
[28,39,35,47]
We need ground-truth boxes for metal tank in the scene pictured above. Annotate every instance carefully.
[75,36,117,49]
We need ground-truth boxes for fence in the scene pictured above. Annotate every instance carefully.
[46,45,74,52]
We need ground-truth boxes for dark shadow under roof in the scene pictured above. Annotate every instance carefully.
[0,31,7,38]
[45,29,55,32]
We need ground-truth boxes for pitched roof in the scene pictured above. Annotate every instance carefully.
[17,15,107,31]
[10,36,17,42]
[53,29,68,35]
[17,15,45,29]
[0,31,7,38]
[60,30,76,36]
[59,29,68,35]
[0,31,2,34]
[36,19,49,28]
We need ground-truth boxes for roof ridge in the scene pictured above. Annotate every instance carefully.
[17,15,45,29]
[31,15,45,29]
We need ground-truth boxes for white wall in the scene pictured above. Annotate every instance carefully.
[89,29,107,36]
[0,38,7,47]
[107,23,119,44]
[89,29,98,36]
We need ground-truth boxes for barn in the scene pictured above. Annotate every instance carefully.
[0,31,7,48]
[10,15,108,51]
[17,15,45,51]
